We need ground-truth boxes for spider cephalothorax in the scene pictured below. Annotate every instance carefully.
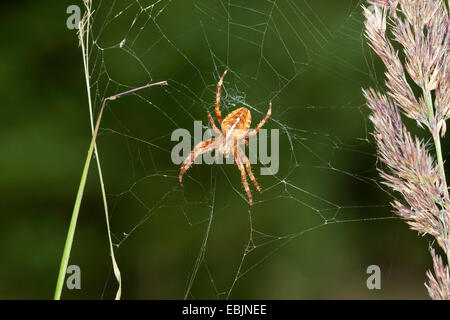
[179,70,272,208]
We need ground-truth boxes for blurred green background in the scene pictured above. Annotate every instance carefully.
[0,0,443,299]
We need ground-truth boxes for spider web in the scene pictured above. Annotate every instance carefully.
[80,0,405,299]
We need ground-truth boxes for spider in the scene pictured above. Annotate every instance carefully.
[179,70,272,208]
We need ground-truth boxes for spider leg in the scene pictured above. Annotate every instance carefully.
[234,147,253,208]
[238,148,261,194]
[215,70,227,126]
[245,101,272,139]
[179,139,217,187]
[207,111,221,134]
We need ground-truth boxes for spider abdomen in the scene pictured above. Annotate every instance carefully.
[221,107,251,137]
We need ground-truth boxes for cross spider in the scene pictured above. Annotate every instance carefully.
[179,70,272,208]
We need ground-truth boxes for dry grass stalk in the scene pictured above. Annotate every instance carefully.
[362,0,449,299]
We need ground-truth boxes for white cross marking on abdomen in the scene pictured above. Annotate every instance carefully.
[226,116,241,141]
